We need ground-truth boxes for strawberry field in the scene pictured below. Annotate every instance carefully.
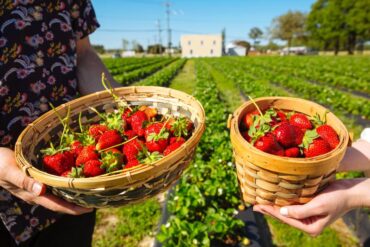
[93,56,369,247]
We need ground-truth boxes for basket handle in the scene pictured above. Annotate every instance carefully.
[227,114,233,129]
[348,132,353,147]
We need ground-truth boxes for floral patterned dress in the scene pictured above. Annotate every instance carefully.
[0,0,99,244]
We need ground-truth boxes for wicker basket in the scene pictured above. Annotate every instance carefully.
[15,86,205,208]
[228,97,350,206]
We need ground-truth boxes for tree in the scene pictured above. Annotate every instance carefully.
[234,40,251,55]
[147,44,166,54]
[131,40,144,53]
[91,44,105,54]
[270,11,307,48]
[249,27,263,46]
[122,39,129,51]
[221,28,226,55]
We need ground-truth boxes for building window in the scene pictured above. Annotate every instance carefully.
[190,49,193,55]
[213,40,216,45]
[188,41,191,45]
[210,49,213,54]
[200,40,204,45]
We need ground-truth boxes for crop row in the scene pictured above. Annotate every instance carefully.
[235,57,370,95]
[217,58,370,120]
[109,58,169,76]
[137,59,186,87]
[157,60,244,246]
[113,58,178,85]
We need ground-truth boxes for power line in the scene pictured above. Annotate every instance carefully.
[165,1,172,56]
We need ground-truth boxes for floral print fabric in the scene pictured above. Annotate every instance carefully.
[0,0,99,243]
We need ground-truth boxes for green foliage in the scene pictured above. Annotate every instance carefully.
[248,27,263,45]
[93,199,161,247]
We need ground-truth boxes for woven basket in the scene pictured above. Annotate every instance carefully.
[228,97,350,206]
[15,86,205,208]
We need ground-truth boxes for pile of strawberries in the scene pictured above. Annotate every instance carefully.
[240,107,340,158]
[41,105,193,178]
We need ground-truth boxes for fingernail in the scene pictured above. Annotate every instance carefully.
[280,207,288,216]
[32,183,43,196]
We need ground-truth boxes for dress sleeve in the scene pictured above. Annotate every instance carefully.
[71,0,100,40]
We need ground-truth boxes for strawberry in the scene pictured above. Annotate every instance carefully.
[277,111,287,122]
[61,170,71,177]
[122,108,133,125]
[96,130,123,151]
[289,113,312,130]
[76,145,99,166]
[145,122,169,153]
[123,129,137,139]
[130,110,148,136]
[292,125,305,146]
[244,110,259,128]
[123,138,144,161]
[273,122,296,148]
[43,151,75,176]
[144,107,157,119]
[124,159,140,169]
[285,147,300,157]
[89,124,109,142]
[254,134,284,156]
[303,138,331,157]
[316,124,339,149]
[241,131,251,142]
[164,137,186,156]
[83,160,105,177]
[165,117,193,137]
[101,148,124,172]
[70,140,83,157]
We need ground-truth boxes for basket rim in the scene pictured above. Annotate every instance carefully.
[15,86,206,189]
[230,96,349,164]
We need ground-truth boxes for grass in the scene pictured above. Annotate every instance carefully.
[92,199,161,247]
[169,59,197,94]
[267,216,359,247]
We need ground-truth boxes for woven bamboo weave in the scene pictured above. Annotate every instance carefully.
[15,86,205,208]
[229,97,349,206]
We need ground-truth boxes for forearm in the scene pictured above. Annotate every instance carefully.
[338,139,370,172]
[346,178,370,209]
[76,47,121,95]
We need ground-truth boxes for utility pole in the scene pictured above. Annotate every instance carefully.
[157,19,163,55]
[165,1,172,56]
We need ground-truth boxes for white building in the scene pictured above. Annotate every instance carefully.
[180,34,223,58]
[226,42,247,56]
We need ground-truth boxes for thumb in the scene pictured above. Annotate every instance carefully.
[279,202,323,220]
[4,165,46,196]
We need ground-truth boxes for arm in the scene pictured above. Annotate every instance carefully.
[0,147,92,215]
[76,36,122,95]
[253,178,370,237]
[337,139,370,173]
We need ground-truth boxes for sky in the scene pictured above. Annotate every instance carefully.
[90,0,316,50]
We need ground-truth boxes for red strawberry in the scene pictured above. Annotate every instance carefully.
[70,140,83,157]
[289,113,312,130]
[145,122,169,153]
[273,122,296,148]
[89,124,109,142]
[241,131,251,142]
[61,170,71,177]
[130,111,147,136]
[165,117,193,137]
[277,111,287,122]
[83,160,105,177]
[316,125,339,149]
[96,130,122,151]
[43,151,75,176]
[123,139,144,161]
[122,108,133,125]
[254,134,284,156]
[101,148,124,172]
[285,147,300,157]
[292,125,304,146]
[76,145,99,166]
[124,159,140,169]
[303,138,331,158]
[244,110,259,128]
[123,129,137,139]
[164,137,186,156]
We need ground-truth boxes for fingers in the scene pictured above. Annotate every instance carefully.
[253,205,328,237]
[3,164,46,196]
[34,194,93,215]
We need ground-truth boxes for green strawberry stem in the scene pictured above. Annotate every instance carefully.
[98,136,138,153]
[78,112,84,132]
[247,95,266,121]
[101,73,132,111]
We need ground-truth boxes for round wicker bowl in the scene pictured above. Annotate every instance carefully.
[229,97,350,206]
[15,86,205,208]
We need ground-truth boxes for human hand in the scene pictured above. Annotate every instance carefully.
[253,179,369,237]
[0,148,92,215]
